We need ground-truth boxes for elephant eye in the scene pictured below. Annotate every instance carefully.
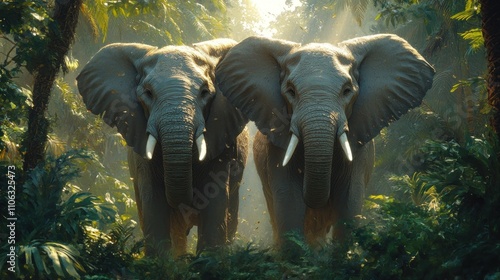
[200,87,211,98]
[144,88,153,99]
[286,88,296,98]
[343,88,351,96]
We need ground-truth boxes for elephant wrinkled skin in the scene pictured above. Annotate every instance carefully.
[216,34,435,246]
[77,39,249,256]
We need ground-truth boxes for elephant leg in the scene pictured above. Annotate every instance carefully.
[331,140,375,239]
[253,131,278,243]
[304,206,334,248]
[194,159,231,252]
[265,139,306,245]
[170,210,191,257]
[128,149,144,231]
[227,166,241,241]
[227,128,249,241]
[128,150,171,257]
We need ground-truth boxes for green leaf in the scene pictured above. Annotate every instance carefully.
[459,28,484,51]
[44,245,65,277]
[24,245,33,267]
[451,9,476,21]
[32,247,50,275]
[450,83,460,93]
[59,252,80,278]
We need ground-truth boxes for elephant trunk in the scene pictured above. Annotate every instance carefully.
[299,105,345,209]
[158,108,196,208]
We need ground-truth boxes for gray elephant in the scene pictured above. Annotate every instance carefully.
[76,39,249,257]
[215,34,434,246]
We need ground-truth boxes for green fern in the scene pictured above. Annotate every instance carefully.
[389,173,442,211]
[0,150,117,278]
[83,222,143,277]
[451,0,480,21]
[19,241,83,279]
[459,28,484,53]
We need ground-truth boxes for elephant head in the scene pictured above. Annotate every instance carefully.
[77,39,247,208]
[216,34,434,208]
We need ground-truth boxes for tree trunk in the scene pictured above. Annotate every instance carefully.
[479,0,500,236]
[22,0,83,171]
[480,0,500,137]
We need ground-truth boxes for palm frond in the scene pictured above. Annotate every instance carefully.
[351,0,371,26]
[191,12,212,37]
[81,0,109,41]
[19,241,84,278]
[389,173,440,210]
[451,0,480,22]
[459,28,484,53]
[0,133,20,162]
[79,4,99,39]
[45,133,65,157]
[207,0,227,13]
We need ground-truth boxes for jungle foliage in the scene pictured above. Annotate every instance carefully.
[1,137,499,279]
[1,0,499,279]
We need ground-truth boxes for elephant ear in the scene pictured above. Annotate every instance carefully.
[215,36,299,150]
[340,34,435,148]
[204,93,249,160]
[193,38,237,60]
[193,39,248,160]
[76,43,157,157]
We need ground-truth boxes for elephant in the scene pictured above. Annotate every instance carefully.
[215,34,435,247]
[76,38,249,257]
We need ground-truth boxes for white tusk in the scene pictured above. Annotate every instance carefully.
[339,133,353,161]
[282,134,299,166]
[146,135,157,160]
[196,134,207,161]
